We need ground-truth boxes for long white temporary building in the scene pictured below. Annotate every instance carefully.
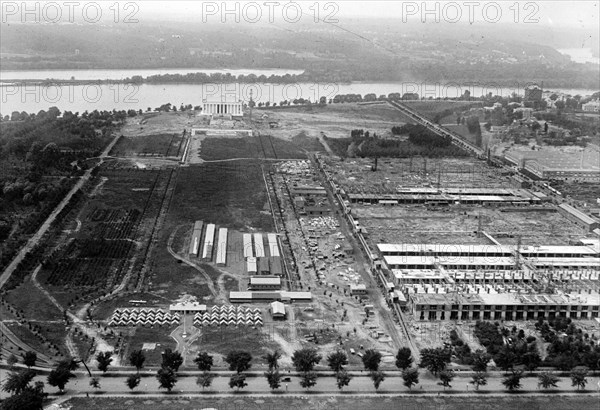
[243,233,253,258]
[188,221,203,256]
[254,233,265,257]
[267,233,280,257]
[202,223,216,260]
[216,227,228,266]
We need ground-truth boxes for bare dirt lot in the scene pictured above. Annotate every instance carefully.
[253,103,410,140]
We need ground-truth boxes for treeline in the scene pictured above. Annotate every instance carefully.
[129,72,314,84]
[537,318,600,370]
[474,321,542,371]
[325,125,468,159]
[474,319,600,371]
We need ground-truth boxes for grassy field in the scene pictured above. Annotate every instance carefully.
[110,133,184,157]
[64,395,600,410]
[194,326,280,360]
[3,279,63,321]
[122,327,177,366]
[199,134,316,160]
[167,163,273,231]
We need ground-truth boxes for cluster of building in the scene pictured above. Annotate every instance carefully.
[108,308,180,327]
[192,305,263,327]
[292,185,332,216]
[375,241,600,321]
[188,221,228,265]
[243,233,282,275]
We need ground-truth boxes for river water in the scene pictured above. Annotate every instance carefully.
[1,69,597,114]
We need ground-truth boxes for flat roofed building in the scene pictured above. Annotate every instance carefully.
[216,227,228,266]
[384,255,516,270]
[249,276,281,290]
[243,233,253,258]
[169,302,207,314]
[377,243,513,257]
[519,244,599,258]
[306,206,330,216]
[409,291,600,321]
[558,203,600,232]
[254,233,265,258]
[531,257,600,270]
[350,283,367,295]
[189,220,204,256]
[267,233,280,257]
[291,186,327,197]
[393,269,446,285]
[189,233,201,257]
[229,291,312,303]
[448,270,533,283]
[202,223,216,261]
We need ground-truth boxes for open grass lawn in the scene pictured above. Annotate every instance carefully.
[110,133,183,157]
[3,279,63,321]
[123,327,177,367]
[4,322,61,358]
[195,326,280,358]
[168,162,273,231]
[199,135,310,160]
[223,276,239,292]
[65,395,600,410]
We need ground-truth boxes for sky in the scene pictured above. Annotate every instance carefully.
[134,1,599,28]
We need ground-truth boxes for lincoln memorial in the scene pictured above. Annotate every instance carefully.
[202,99,243,117]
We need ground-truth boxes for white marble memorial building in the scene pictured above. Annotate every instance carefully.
[202,99,243,117]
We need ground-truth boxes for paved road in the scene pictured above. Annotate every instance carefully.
[0,134,121,290]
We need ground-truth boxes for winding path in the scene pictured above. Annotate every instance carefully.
[166,226,218,299]
[31,264,118,365]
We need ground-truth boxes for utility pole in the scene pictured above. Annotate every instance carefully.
[249,89,254,122]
